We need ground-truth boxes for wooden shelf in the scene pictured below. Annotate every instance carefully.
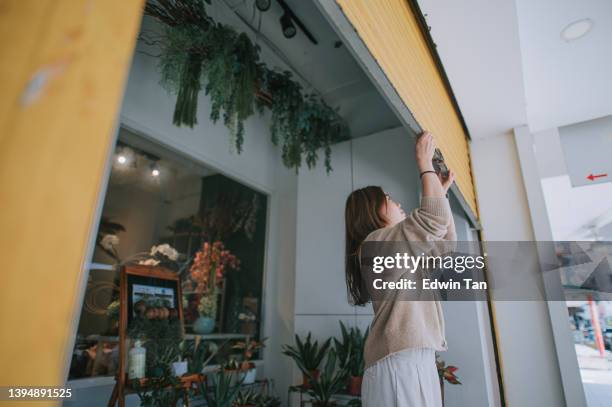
[88,262,115,271]
[183,333,251,341]
[83,333,250,343]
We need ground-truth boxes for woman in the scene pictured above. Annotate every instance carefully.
[344,132,456,407]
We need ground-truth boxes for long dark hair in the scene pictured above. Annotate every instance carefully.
[344,186,388,305]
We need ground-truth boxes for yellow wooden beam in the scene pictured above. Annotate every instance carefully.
[337,0,479,216]
[0,0,144,397]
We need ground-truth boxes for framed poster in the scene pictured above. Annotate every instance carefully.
[125,269,182,324]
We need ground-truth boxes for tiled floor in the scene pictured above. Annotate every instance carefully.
[576,344,612,407]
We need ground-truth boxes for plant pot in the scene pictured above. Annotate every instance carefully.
[240,367,257,384]
[193,316,215,334]
[311,402,337,407]
[440,377,445,407]
[172,361,188,377]
[348,375,362,396]
[302,369,319,388]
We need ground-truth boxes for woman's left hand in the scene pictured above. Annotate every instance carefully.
[439,169,455,193]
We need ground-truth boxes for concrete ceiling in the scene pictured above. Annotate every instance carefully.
[112,127,216,192]
[224,0,401,138]
[516,0,612,132]
[417,0,612,137]
[417,0,527,139]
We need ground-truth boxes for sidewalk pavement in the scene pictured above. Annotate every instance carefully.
[575,344,612,407]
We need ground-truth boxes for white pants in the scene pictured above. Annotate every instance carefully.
[362,348,442,407]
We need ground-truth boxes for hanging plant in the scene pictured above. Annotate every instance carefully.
[148,0,214,127]
[144,0,350,172]
[203,28,264,152]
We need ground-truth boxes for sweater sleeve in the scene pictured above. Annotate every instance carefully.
[401,196,452,240]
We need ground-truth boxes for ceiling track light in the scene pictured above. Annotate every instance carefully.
[255,0,271,12]
[115,144,134,167]
[280,11,296,39]
[276,0,318,45]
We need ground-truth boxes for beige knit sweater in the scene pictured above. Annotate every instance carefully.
[362,196,456,369]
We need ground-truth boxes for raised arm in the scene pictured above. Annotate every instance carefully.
[416,131,457,241]
[416,132,454,199]
[407,132,456,240]
[374,132,457,243]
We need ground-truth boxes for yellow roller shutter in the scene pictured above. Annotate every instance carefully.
[336,0,478,216]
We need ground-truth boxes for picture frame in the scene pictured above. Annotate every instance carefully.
[109,265,185,406]
[125,266,182,324]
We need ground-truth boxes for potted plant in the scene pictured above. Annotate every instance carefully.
[183,339,220,376]
[233,389,260,407]
[131,373,182,407]
[333,322,369,396]
[188,241,240,334]
[256,394,281,407]
[303,348,350,407]
[199,367,242,407]
[282,333,331,388]
[231,339,266,384]
[194,292,218,334]
[436,356,461,407]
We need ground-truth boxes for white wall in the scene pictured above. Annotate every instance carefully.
[294,126,417,313]
[470,131,566,406]
[293,126,415,402]
[294,127,499,406]
[261,161,299,398]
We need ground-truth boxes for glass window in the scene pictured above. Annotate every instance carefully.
[69,128,267,380]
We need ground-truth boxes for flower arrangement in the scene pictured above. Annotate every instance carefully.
[197,291,218,318]
[100,234,120,254]
[231,338,266,371]
[96,217,125,262]
[188,241,240,295]
[183,241,239,327]
[151,244,179,261]
[138,243,180,267]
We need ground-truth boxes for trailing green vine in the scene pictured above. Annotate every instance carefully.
[144,0,350,172]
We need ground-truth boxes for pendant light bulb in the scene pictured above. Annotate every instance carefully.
[151,162,160,177]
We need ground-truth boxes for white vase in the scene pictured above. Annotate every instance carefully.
[240,367,257,384]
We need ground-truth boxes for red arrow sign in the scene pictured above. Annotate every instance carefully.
[586,173,608,181]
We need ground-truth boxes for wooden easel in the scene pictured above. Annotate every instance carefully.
[108,265,186,407]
